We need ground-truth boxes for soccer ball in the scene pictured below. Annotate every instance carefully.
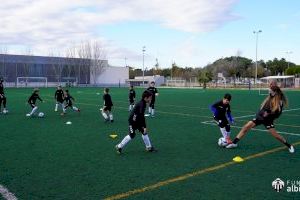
[38,112,45,118]
[218,137,228,147]
[2,109,8,114]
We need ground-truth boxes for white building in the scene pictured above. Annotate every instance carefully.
[126,75,165,86]
[90,61,129,86]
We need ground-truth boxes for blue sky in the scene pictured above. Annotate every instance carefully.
[0,0,299,69]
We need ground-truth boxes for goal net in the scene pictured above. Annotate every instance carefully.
[17,77,48,88]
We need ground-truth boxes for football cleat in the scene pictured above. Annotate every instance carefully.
[289,145,295,153]
[115,145,122,154]
[226,143,238,149]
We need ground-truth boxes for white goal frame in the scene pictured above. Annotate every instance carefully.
[17,77,48,88]
[259,75,295,95]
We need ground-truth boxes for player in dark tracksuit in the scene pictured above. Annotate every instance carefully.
[101,88,114,122]
[27,88,43,117]
[115,90,157,154]
[0,79,8,113]
[62,90,80,115]
[210,93,234,145]
[147,81,159,117]
[54,86,65,112]
[227,85,294,153]
[128,85,136,111]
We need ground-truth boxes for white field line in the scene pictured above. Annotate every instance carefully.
[202,107,300,123]
[201,108,300,137]
[231,107,300,120]
[201,121,300,137]
[283,107,300,112]
[234,114,255,119]
[0,185,17,200]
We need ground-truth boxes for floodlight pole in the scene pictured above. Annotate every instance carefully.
[286,51,293,69]
[253,30,262,84]
[124,57,127,67]
[142,46,146,86]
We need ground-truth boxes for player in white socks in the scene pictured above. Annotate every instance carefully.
[0,79,8,114]
[128,85,136,111]
[115,90,157,154]
[146,81,159,117]
[61,89,80,115]
[210,93,234,145]
[101,88,114,122]
[54,85,65,112]
[27,88,43,117]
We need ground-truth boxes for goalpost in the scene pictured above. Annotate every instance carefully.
[259,75,295,95]
[16,77,48,88]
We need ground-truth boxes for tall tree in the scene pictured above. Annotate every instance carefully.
[198,69,212,88]
[90,41,107,85]
[48,51,63,84]
[65,47,77,85]
[266,58,289,75]
[23,48,33,86]
[77,42,92,85]
[0,45,8,79]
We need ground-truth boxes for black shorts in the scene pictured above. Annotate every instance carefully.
[56,99,64,104]
[149,98,155,108]
[65,102,73,108]
[103,106,112,112]
[129,99,134,104]
[214,116,229,128]
[128,124,144,135]
[252,114,274,129]
[29,103,36,108]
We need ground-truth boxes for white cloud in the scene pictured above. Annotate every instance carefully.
[0,0,239,60]
[277,23,290,31]
[172,36,202,66]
